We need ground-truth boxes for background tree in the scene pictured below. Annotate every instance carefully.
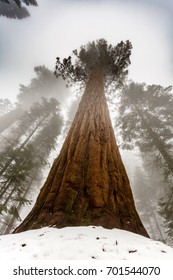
[0,98,57,177]
[0,105,23,134]
[133,166,165,242]
[116,81,173,240]
[0,0,37,19]
[0,99,21,135]
[0,98,63,234]
[116,82,173,174]
[0,65,67,233]
[0,98,14,117]
[159,183,173,242]
[18,65,69,109]
[0,65,67,134]
[14,39,148,237]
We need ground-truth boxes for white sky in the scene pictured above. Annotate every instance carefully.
[0,0,173,102]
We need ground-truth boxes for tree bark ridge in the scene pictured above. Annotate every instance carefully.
[14,66,148,237]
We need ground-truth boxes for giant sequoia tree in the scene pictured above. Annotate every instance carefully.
[14,39,148,237]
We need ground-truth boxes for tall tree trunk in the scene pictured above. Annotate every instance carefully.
[14,66,148,237]
[137,109,173,173]
[3,177,34,235]
[147,196,164,242]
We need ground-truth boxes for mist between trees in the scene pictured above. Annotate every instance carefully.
[115,82,173,244]
[0,39,173,246]
[0,66,64,234]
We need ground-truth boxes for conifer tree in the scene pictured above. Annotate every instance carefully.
[133,166,164,241]
[116,82,173,175]
[14,39,148,237]
[116,81,173,239]
[0,98,13,117]
[0,98,63,233]
[0,65,65,134]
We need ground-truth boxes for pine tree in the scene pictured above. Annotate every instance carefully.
[0,98,63,233]
[116,81,173,239]
[116,82,173,175]
[0,106,23,134]
[18,66,69,109]
[133,166,165,241]
[0,98,58,177]
[14,39,148,237]
[0,98,14,117]
[2,112,63,234]
[0,65,66,134]
[0,66,65,234]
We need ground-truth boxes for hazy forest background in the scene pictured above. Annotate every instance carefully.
[0,0,173,245]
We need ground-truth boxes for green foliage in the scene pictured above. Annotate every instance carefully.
[159,183,173,240]
[54,39,132,92]
[8,206,21,220]
[117,82,173,164]
[0,96,63,233]
[0,62,66,233]
[0,0,37,19]
[116,81,173,239]
[133,166,165,241]
[0,0,37,7]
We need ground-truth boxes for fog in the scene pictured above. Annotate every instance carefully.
[0,0,173,242]
[0,0,173,103]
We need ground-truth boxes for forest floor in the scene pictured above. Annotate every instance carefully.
[0,226,173,259]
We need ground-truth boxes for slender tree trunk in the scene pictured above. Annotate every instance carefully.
[137,109,173,173]
[14,66,148,237]
[147,197,164,241]
[4,184,33,234]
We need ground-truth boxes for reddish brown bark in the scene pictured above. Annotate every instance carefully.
[14,66,149,237]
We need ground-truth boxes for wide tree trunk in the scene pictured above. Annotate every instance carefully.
[14,66,149,237]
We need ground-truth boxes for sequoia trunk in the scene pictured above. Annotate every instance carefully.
[14,66,148,237]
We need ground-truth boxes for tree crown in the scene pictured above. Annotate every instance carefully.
[54,38,132,93]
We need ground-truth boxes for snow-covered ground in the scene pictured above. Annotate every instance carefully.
[0,226,173,260]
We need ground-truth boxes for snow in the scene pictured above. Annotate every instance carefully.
[0,226,173,260]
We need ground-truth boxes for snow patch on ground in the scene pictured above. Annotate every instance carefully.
[0,226,173,260]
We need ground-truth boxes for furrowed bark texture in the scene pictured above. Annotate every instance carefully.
[14,66,149,237]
